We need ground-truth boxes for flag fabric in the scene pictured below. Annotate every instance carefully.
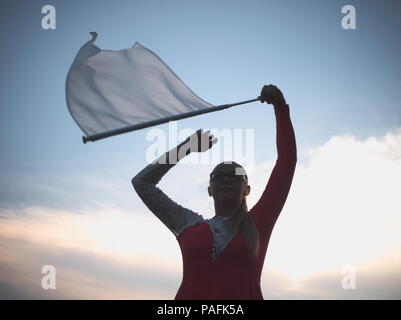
[66,32,214,138]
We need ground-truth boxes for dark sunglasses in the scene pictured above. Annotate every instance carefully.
[210,172,247,183]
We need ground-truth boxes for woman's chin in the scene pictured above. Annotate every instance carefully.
[216,191,239,200]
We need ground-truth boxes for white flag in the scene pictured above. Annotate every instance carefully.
[66,32,214,140]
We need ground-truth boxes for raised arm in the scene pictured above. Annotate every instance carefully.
[132,129,218,237]
[250,85,297,234]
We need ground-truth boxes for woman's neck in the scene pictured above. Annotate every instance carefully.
[214,200,241,217]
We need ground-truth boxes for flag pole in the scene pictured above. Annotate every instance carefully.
[82,97,261,143]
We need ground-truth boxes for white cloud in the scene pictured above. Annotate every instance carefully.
[266,127,401,280]
[0,206,181,299]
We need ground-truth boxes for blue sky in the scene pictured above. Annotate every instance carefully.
[0,0,400,299]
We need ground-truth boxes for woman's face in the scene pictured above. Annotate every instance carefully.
[208,164,250,203]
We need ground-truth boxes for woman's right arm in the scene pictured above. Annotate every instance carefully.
[132,130,217,237]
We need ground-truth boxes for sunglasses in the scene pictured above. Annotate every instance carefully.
[210,172,247,183]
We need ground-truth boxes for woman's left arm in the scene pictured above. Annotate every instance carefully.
[250,85,297,233]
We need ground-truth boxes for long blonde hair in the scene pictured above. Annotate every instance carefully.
[212,162,260,259]
[224,197,260,259]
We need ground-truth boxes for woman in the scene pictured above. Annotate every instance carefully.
[132,84,297,300]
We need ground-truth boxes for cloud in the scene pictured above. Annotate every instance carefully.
[265,128,401,280]
[0,128,400,299]
[0,206,182,299]
[0,168,140,213]
[263,249,401,299]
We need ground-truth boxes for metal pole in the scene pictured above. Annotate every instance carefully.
[82,97,261,143]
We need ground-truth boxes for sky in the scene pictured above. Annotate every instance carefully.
[0,0,400,299]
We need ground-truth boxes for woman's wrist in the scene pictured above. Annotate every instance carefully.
[273,102,288,108]
[177,140,192,159]
[163,140,191,164]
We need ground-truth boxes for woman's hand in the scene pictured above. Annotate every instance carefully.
[161,129,218,164]
[184,129,218,153]
[259,84,287,107]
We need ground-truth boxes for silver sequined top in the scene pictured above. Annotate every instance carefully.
[132,161,237,262]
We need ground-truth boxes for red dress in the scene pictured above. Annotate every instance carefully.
[132,104,296,300]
